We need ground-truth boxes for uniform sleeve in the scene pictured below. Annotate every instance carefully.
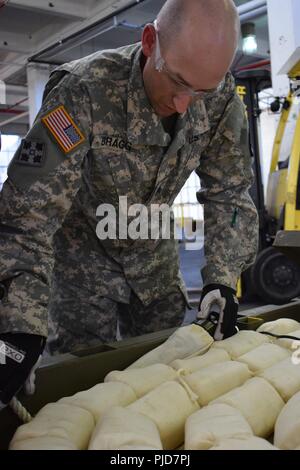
[0,71,92,337]
[196,92,259,290]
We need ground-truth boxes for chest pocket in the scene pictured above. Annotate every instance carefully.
[90,135,134,203]
[153,134,211,207]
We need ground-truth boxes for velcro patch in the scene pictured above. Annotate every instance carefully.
[0,342,25,364]
[42,105,85,153]
[16,140,45,167]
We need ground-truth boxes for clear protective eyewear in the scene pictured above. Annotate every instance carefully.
[153,20,224,99]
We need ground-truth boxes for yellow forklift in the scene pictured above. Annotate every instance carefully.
[235,67,300,304]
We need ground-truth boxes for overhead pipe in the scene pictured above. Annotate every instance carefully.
[237,0,267,15]
[0,97,28,115]
[29,0,147,64]
[240,6,268,22]
[0,111,29,128]
[0,108,26,115]
[235,59,271,72]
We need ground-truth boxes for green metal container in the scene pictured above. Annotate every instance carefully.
[1,302,299,450]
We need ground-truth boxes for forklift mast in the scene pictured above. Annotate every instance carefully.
[234,69,272,252]
[233,68,300,304]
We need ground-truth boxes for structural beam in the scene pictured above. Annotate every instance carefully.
[0,111,29,128]
[6,0,89,21]
[0,54,28,83]
[0,32,33,54]
[28,0,136,62]
[238,0,267,15]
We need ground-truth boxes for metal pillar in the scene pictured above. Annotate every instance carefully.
[267,0,300,97]
[26,62,50,126]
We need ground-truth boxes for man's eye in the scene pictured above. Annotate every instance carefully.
[174,78,188,88]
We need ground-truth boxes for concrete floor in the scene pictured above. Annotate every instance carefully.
[179,243,204,289]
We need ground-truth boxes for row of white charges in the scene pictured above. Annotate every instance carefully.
[10,317,300,450]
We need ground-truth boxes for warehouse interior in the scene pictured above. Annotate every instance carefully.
[1,0,300,453]
[1,0,299,307]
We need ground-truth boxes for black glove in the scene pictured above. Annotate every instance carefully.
[0,333,45,407]
[197,284,238,340]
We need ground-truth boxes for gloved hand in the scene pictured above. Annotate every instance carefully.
[197,284,238,341]
[0,333,45,408]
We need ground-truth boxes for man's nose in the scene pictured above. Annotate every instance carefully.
[173,94,192,114]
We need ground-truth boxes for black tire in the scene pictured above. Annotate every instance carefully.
[251,246,300,304]
[240,267,261,302]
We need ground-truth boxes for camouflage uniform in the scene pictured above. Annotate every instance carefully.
[0,44,258,354]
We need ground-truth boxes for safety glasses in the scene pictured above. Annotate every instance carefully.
[153,20,224,99]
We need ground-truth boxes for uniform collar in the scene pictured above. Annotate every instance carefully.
[187,99,210,137]
[127,46,171,147]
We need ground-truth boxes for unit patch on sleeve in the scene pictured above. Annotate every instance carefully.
[41,105,85,153]
[16,140,46,167]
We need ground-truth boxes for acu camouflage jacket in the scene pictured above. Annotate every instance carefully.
[0,43,258,336]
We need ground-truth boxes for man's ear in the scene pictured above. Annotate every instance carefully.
[141,24,156,58]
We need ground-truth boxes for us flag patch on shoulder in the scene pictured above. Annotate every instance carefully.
[42,105,85,153]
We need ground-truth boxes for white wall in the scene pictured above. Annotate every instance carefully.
[0,135,20,190]
[259,109,278,197]
[258,93,300,198]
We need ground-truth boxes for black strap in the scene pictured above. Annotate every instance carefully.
[0,283,7,300]
[260,331,300,341]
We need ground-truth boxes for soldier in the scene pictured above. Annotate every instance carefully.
[0,0,258,407]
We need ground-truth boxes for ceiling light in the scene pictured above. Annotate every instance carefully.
[241,22,258,54]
